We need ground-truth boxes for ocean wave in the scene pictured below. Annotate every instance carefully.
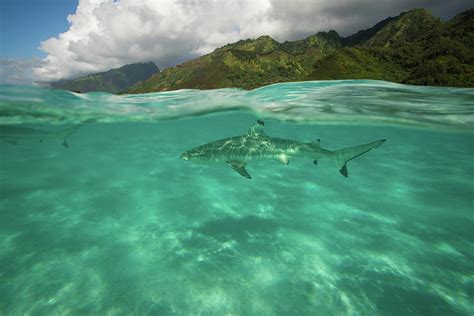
[0,80,473,130]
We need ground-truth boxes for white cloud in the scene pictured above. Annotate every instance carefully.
[33,0,472,81]
[34,0,275,81]
[0,58,44,85]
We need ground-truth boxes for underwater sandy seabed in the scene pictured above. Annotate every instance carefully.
[0,112,473,315]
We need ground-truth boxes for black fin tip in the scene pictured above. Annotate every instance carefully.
[339,165,348,177]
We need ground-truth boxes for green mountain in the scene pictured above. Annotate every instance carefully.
[126,32,342,93]
[52,62,159,93]
[312,9,474,87]
[126,8,473,94]
[341,16,396,46]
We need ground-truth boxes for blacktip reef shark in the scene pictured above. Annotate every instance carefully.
[181,120,386,179]
[0,125,81,148]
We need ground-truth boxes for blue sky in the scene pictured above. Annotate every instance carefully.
[0,0,78,58]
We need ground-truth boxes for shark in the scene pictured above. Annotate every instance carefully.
[0,125,82,148]
[180,120,386,179]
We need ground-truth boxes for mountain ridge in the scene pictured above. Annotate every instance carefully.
[53,8,473,94]
[51,62,159,93]
[125,8,473,93]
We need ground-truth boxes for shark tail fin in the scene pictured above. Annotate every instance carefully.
[331,139,386,177]
[55,125,82,148]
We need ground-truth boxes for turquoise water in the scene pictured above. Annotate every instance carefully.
[0,80,473,315]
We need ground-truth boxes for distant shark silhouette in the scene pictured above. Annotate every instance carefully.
[0,125,81,147]
[181,120,386,179]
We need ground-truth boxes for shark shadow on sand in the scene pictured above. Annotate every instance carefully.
[0,125,82,148]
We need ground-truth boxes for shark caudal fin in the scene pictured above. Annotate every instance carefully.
[331,139,386,177]
[55,125,82,147]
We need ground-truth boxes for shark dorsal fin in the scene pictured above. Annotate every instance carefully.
[247,120,266,136]
[312,139,321,148]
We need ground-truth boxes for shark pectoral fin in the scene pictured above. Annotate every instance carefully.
[278,154,290,165]
[227,161,252,179]
[339,164,348,177]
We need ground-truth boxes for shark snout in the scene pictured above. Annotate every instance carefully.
[180,152,189,160]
